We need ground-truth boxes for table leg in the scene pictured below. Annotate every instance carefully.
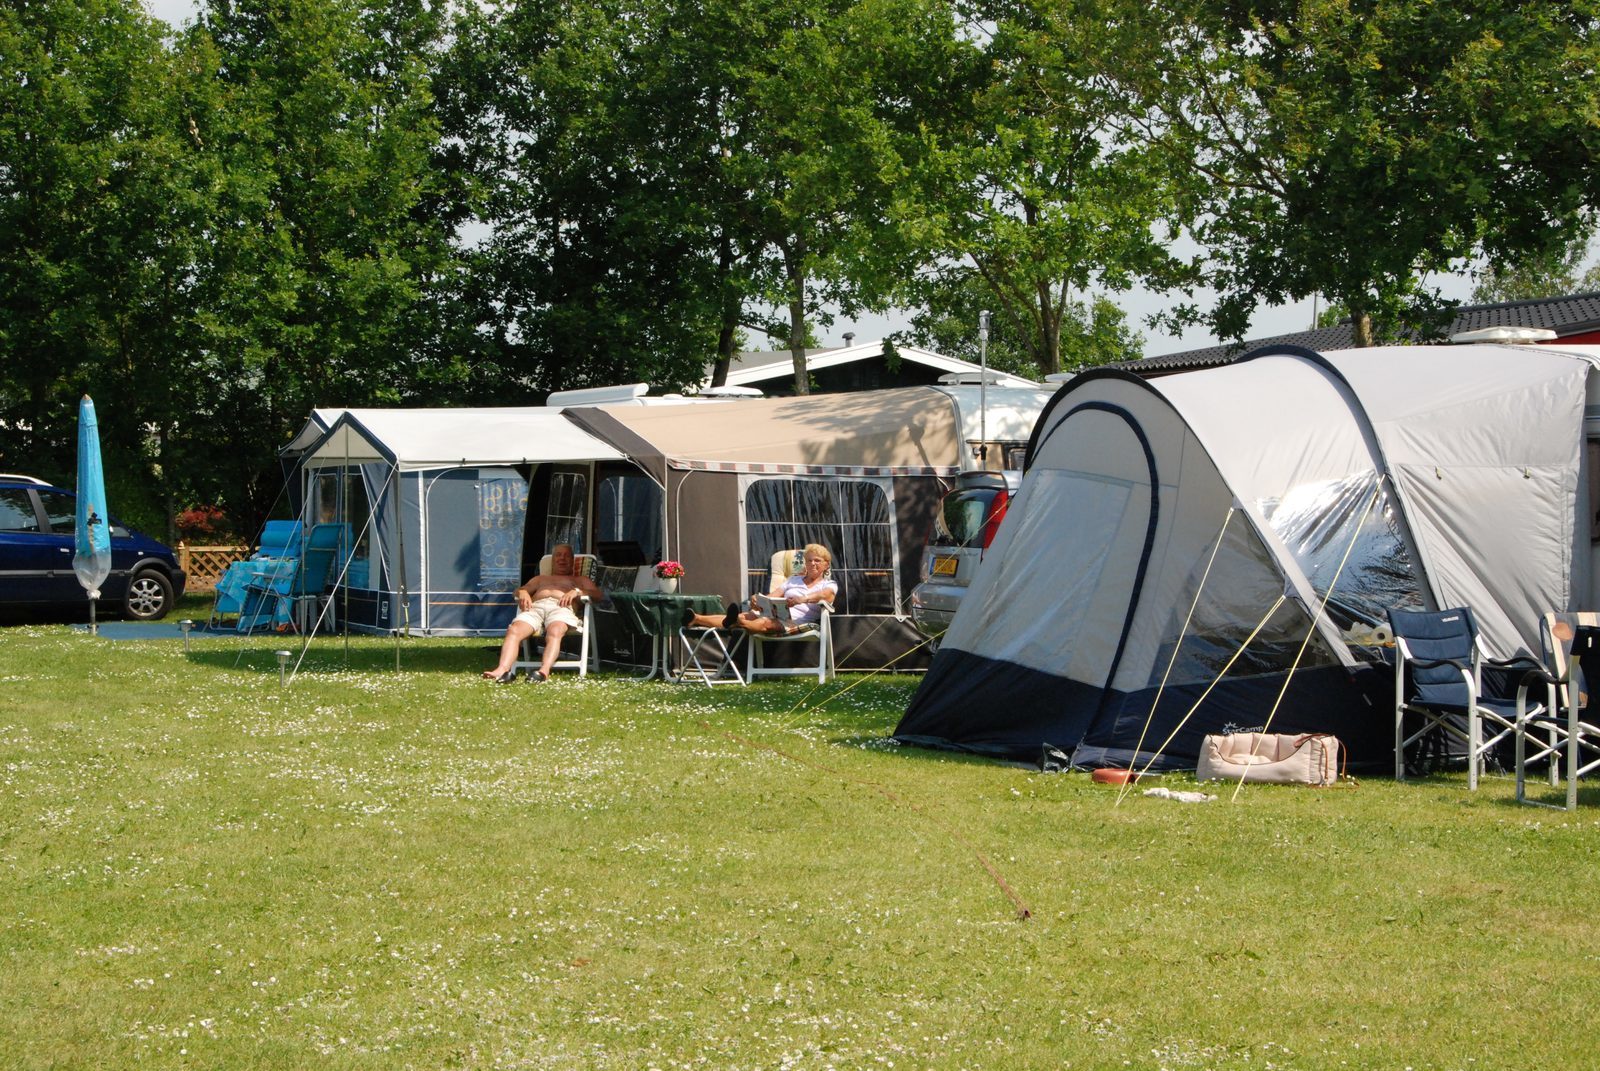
[631,633,666,681]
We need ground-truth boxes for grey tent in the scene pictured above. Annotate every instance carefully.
[896,344,1600,768]
[562,385,1053,669]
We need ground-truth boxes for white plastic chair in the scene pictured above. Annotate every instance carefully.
[746,549,835,684]
[514,552,600,678]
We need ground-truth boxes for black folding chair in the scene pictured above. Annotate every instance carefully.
[1389,606,1543,787]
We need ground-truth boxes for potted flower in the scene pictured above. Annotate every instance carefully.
[653,560,684,594]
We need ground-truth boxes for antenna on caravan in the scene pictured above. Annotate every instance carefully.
[978,310,991,467]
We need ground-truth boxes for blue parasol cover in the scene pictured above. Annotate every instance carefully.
[73,395,112,597]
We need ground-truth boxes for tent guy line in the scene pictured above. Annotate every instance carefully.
[1222,486,1384,803]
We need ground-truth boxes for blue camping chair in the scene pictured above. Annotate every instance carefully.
[246,523,346,633]
[256,519,301,560]
[209,520,304,631]
[1389,606,1544,787]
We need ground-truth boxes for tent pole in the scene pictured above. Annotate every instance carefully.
[1226,485,1382,802]
[343,438,350,666]
[393,467,411,670]
[978,310,990,467]
[1115,506,1236,806]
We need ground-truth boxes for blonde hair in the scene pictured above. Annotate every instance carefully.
[803,543,832,565]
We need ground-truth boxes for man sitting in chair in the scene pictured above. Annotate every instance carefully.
[684,543,837,635]
[482,543,603,683]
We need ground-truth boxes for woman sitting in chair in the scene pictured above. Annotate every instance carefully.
[685,543,837,634]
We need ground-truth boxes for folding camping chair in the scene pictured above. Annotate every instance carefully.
[746,548,835,684]
[513,552,600,678]
[209,520,303,631]
[1389,606,1544,787]
[246,522,345,633]
[679,621,747,686]
[1514,613,1600,810]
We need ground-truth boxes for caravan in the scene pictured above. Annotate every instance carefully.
[560,385,1054,669]
[283,385,1054,669]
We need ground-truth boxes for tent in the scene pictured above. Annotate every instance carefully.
[294,408,625,635]
[562,385,1054,669]
[895,344,1600,769]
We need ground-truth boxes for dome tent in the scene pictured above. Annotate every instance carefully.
[895,344,1600,770]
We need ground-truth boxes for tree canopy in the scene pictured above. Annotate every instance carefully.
[2,0,1597,533]
[1104,0,1600,345]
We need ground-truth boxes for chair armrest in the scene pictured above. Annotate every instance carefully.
[1514,666,1558,720]
[1486,655,1544,673]
[1514,666,1558,689]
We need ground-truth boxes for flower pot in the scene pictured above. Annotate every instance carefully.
[656,577,679,594]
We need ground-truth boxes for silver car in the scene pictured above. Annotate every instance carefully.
[910,469,1020,645]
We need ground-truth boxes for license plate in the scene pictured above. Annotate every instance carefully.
[931,554,958,577]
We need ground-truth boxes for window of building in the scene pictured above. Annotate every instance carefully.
[595,464,662,565]
[477,472,528,591]
[1589,439,1600,543]
[309,468,374,583]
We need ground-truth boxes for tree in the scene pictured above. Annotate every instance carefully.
[0,0,208,534]
[1106,0,1600,346]
[1472,215,1600,303]
[436,0,732,396]
[903,273,1143,375]
[894,0,1188,377]
[446,0,944,396]
[179,0,462,528]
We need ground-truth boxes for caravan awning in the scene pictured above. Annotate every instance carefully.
[564,388,964,479]
[298,408,625,471]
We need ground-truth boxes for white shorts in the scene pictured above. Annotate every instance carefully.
[514,596,581,635]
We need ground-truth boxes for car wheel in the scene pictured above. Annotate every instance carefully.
[124,570,174,621]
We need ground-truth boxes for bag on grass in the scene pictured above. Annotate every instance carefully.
[1195,732,1342,786]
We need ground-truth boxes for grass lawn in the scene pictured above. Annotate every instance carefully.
[2,596,1596,1069]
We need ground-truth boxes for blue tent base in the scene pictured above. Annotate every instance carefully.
[70,622,243,641]
[896,650,1393,772]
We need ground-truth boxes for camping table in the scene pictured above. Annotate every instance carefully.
[609,591,727,680]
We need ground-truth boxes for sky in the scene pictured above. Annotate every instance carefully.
[140,0,1480,358]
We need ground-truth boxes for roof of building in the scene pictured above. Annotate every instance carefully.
[718,340,1039,389]
[1125,291,1600,377]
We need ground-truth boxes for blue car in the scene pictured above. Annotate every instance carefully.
[0,474,187,620]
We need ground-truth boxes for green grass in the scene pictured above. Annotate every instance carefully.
[2,599,1597,1069]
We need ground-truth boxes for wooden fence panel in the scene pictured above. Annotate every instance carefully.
[178,543,249,591]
